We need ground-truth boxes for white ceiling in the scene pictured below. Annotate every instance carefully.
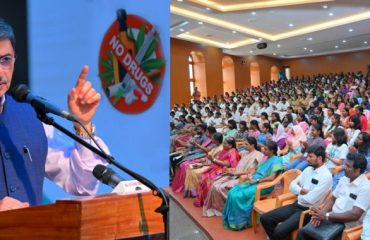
[170,0,370,58]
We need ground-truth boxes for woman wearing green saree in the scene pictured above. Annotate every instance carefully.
[222,140,283,230]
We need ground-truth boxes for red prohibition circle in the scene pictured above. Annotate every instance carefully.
[99,14,165,114]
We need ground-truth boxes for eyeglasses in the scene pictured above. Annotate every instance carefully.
[0,55,16,69]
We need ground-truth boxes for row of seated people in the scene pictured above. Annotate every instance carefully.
[170,72,370,239]
[170,129,370,239]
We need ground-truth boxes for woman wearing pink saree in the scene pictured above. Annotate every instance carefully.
[193,137,240,207]
[203,137,264,217]
[171,132,222,193]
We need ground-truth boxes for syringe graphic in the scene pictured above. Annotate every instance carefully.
[108,27,156,105]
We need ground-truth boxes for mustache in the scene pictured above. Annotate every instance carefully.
[0,76,8,84]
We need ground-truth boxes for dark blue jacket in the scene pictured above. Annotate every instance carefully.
[0,95,47,205]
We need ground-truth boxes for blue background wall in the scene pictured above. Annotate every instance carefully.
[27,0,169,202]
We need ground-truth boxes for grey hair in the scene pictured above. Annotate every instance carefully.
[0,18,15,50]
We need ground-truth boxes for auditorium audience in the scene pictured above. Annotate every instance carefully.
[203,137,264,217]
[170,70,370,237]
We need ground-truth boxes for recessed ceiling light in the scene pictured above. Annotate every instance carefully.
[335,45,338,48]
[232,30,237,34]
[309,49,313,52]
[198,21,203,25]
[328,12,334,16]
[177,0,183,2]
[288,23,294,27]
[342,40,347,43]
[349,28,354,32]
[206,7,211,11]
[365,41,368,44]
[304,47,307,50]
[307,37,313,41]
[273,53,276,55]
[249,50,254,53]
[277,44,281,48]
[323,5,328,9]
[179,28,184,32]
[251,12,256,15]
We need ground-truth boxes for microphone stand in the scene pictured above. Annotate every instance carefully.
[35,109,169,240]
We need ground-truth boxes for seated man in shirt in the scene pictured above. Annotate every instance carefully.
[0,18,108,211]
[297,153,370,240]
[261,145,332,240]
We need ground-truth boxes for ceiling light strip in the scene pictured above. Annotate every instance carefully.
[274,11,370,40]
[177,33,258,49]
[190,0,334,12]
[171,5,273,40]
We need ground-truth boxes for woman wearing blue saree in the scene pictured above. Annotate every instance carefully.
[222,140,283,230]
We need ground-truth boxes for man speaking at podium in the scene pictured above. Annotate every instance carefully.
[0,18,108,211]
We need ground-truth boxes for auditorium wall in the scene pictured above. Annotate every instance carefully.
[171,38,282,105]
[171,38,370,106]
[282,49,370,77]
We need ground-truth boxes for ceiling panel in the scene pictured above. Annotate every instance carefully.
[171,0,370,58]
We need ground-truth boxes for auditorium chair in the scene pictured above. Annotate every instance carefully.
[287,191,333,240]
[341,225,362,240]
[251,169,301,233]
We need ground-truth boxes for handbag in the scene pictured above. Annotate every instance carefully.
[301,221,345,240]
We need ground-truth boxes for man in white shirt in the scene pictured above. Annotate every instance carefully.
[261,145,332,240]
[205,111,215,126]
[213,112,223,127]
[277,98,290,112]
[298,153,370,240]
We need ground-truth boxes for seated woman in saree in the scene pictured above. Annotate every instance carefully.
[170,124,211,176]
[280,124,307,168]
[171,131,222,193]
[203,137,264,217]
[183,133,224,197]
[170,116,196,152]
[222,140,283,231]
[179,126,217,163]
[193,137,240,207]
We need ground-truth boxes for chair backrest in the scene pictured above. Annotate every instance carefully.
[282,169,301,193]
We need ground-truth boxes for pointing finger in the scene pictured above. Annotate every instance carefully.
[76,65,89,88]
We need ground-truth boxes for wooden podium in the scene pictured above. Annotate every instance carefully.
[0,192,165,239]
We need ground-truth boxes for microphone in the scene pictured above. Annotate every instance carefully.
[11,84,78,122]
[93,164,124,188]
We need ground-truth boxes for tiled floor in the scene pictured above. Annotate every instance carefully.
[170,191,268,240]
